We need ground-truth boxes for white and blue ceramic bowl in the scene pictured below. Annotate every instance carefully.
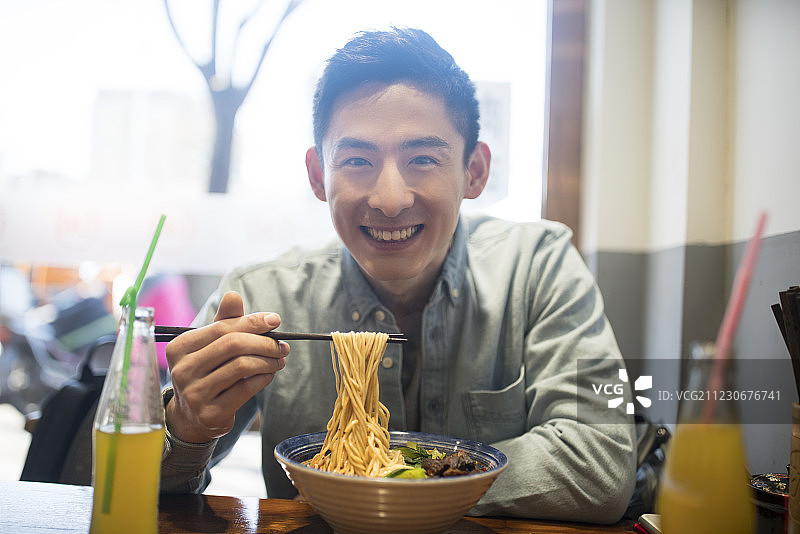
[274,431,508,534]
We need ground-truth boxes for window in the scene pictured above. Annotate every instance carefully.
[0,0,547,276]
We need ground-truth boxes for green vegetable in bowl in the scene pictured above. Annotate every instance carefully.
[384,442,447,478]
[385,466,428,478]
[398,441,445,466]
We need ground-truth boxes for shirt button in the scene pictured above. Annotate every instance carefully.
[427,399,440,413]
[351,311,360,321]
[381,357,394,369]
[451,288,459,298]
[375,310,386,321]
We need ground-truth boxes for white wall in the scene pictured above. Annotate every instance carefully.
[582,0,654,253]
[583,0,800,477]
[583,0,800,254]
[730,0,800,241]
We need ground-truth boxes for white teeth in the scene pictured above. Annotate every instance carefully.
[368,225,419,242]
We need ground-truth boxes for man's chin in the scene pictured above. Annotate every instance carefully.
[362,266,419,284]
[353,258,421,285]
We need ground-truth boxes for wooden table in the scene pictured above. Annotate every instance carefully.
[0,480,635,533]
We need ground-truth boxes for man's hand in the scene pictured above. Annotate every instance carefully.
[164,291,289,444]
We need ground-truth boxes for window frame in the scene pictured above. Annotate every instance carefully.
[543,0,586,248]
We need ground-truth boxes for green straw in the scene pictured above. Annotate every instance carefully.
[101,214,166,514]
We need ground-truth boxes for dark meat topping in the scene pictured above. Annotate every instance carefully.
[421,450,481,477]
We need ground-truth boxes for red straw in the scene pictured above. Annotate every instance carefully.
[703,211,767,422]
[715,212,768,361]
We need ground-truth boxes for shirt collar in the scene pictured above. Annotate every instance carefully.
[339,216,468,323]
[340,248,384,328]
[438,216,467,305]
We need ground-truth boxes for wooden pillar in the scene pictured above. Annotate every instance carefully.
[543,0,586,249]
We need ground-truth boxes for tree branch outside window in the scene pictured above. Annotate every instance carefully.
[163,0,305,193]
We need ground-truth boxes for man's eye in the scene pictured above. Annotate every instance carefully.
[410,155,438,166]
[343,157,372,167]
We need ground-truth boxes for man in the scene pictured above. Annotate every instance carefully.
[160,27,636,523]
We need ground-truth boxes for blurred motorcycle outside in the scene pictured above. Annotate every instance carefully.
[0,265,192,419]
[0,264,116,417]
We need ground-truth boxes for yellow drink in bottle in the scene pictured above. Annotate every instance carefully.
[658,423,754,534]
[90,424,165,534]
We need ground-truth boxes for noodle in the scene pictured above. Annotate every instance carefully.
[308,331,406,477]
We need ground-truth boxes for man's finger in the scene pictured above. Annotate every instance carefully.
[215,291,245,321]
[170,312,282,357]
[205,354,285,399]
[185,333,284,378]
[214,373,275,415]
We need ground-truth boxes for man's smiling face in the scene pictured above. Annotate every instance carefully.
[308,82,487,293]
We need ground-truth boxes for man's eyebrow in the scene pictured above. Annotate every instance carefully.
[331,137,378,152]
[401,136,452,151]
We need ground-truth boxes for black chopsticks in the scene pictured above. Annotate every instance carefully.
[154,325,407,344]
[773,286,800,400]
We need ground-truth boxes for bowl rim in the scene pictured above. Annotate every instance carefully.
[274,430,508,484]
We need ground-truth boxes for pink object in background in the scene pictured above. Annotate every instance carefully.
[138,274,196,370]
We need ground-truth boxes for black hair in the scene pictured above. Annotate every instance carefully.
[312,27,480,165]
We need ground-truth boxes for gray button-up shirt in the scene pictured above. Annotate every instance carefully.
[161,215,636,523]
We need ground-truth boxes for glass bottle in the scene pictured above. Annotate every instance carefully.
[90,307,165,534]
[657,341,754,533]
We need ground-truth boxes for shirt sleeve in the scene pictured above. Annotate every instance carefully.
[469,226,637,523]
[158,387,218,493]
[159,276,261,495]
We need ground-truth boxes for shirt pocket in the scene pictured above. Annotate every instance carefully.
[461,364,527,445]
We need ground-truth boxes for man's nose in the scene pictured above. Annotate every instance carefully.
[367,162,414,217]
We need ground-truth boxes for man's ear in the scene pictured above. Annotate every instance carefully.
[464,141,491,199]
[306,146,327,201]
